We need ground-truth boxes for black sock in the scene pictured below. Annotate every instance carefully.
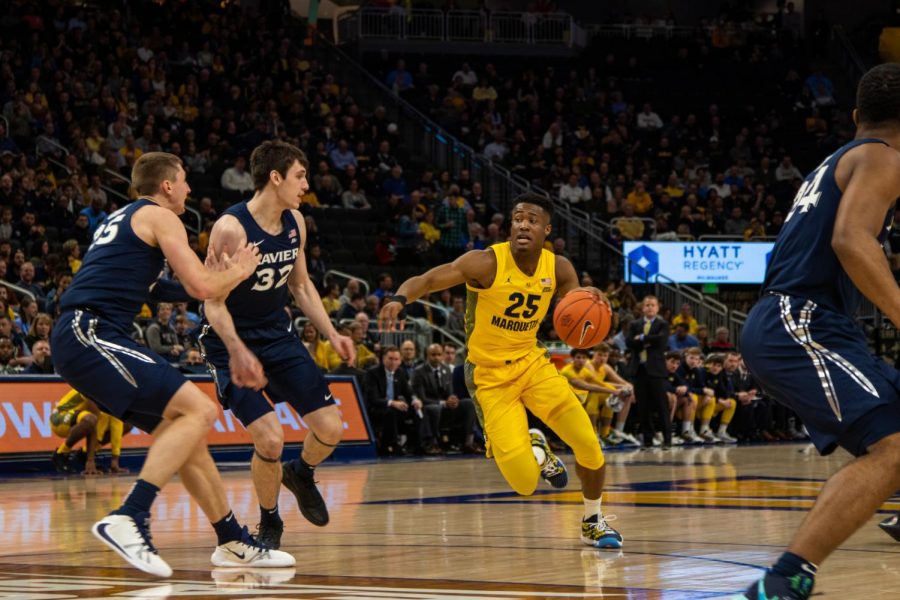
[297,456,316,474]
[260,504,282,526]
[211,511,243,545]
[771,551,817,580]
[112,479,159,519]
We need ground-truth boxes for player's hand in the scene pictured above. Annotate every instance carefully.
[224,242,262,280]
[329,332,357,364]
[411,398,423,411]
[446,394,459,409]
[83,460,99,476]
[205,248,228,272]
[229,345,267,390]
[378,301,407,331]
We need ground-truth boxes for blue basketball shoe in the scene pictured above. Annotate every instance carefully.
[529,428,568,488]
[581,514,623,549]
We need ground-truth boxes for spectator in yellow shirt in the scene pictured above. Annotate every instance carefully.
[321,282,342,316]
[348,321,377,368]
[419,209,441,244]
[616,203,645,240]
[301,321,342,371]
[625,181,653,214]
[671,303,699,335]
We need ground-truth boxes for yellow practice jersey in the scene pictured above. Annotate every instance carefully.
[559,363,596,403]
[465,242,556,366]
[54,389,88,415]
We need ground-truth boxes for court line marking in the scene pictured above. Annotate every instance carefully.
[0,569,737,599]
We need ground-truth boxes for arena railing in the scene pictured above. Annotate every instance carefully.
[338,8,575,47]
[0,279,36,302]
[729,310,747,351]
[34,136,133,210]
[408,298,468,352]
[33,135,203,234]
[323,270,371,298]
[446,10,485,42]
[406,9,445,41]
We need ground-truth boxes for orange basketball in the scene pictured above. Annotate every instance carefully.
[553,290,612,349]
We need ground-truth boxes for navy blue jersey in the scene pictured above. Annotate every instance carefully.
[763,138,894,316]
[60,199,165,333]
[677,364,706,395]
[206,202,300,337]
[665,369,686,394]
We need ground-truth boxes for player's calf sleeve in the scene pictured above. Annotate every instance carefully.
[548,405,604,470]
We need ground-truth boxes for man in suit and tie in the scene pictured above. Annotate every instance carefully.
[412,343,480,454]
[364,346,420,455]
[626,295,672,447]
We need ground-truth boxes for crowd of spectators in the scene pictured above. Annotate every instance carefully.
[0,1,831,455]
[380,7,846,249]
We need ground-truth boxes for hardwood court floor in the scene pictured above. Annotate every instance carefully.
[1,444,898,599]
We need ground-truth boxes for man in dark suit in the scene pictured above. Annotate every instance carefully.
[364,346,420,455]
[412,343,480,454]
[626,295,672,447]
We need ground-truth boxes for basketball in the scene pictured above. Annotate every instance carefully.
[553,290,612,349]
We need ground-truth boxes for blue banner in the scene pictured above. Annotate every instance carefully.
[623,241,774,284]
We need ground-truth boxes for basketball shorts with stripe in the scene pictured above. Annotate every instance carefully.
[741,293,900,457]
[197,326,333,428]
[52,310,188,433]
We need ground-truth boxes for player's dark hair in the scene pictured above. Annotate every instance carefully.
[250,140,309,191]
[665,351,683,361]
[132,152,182,196]
[857,63,900,127]
[383,345,401,356]
[511,193,554,218]
[570,348,591,358]
[705,353,725,365]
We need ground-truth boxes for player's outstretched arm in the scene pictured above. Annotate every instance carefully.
[378,249,497,331]
[833,144,900,326]
[147,207,260,300]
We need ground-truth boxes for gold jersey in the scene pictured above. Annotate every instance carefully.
[465,242,556,366]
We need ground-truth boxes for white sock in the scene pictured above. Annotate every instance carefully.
[614,425,624,434]
[717,424,729,437]
[682,422,691,433]
[583,495,601,520]
[532,445,547,466]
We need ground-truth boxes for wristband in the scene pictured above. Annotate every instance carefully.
[388,295,408,306]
